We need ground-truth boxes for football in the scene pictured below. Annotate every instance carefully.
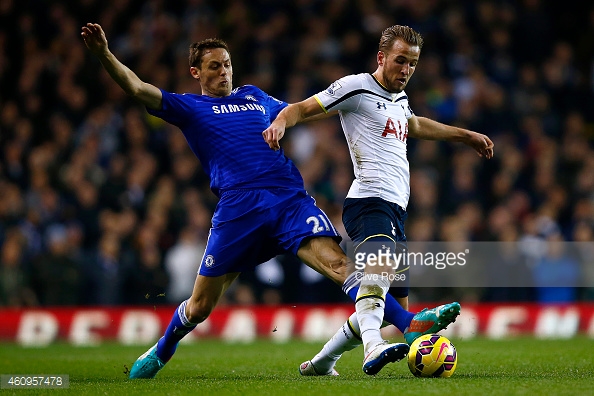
[407,334,457,377]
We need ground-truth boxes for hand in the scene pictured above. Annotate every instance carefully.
[466,131,494,159]
[262,121,286,151]
[81,23,108,56]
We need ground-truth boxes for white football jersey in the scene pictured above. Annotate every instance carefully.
[314,73,413,209]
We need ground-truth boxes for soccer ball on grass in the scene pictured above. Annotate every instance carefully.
[407,334,457,377]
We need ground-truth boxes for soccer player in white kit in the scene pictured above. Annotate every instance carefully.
[263,25,494,375]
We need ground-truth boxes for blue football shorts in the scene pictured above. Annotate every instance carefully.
[342,197,409,297]
[198,188,341,277]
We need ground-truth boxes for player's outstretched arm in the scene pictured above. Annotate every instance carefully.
[81,23,162,110]
[263,96,331,150]
[408,115,494,159]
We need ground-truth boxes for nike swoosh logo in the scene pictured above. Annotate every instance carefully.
[436,342,448,361]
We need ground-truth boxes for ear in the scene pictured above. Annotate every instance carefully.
[190,66,200,80]
[377,51,385,67]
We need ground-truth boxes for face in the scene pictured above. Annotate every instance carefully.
[191,48,233,97]
[377,39,420,93]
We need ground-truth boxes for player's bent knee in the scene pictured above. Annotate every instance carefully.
[329,255,349,279]
[318,253,349,285]
[297,236,350,284]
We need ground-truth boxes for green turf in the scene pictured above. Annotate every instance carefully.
[1,337,593,395]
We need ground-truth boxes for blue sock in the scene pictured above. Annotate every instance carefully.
[346,285,414,334]
[156,300,197,362]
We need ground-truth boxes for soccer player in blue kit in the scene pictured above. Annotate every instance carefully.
[81,22,457,379]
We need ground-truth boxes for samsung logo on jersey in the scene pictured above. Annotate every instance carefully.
[212,103,266,114]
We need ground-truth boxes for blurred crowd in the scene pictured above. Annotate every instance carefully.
[1,0,594,308]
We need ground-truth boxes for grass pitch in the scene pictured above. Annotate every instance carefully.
[1,337,593,395]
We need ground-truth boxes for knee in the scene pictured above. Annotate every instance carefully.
[326,254,349,284]
[185,299,215,324]
[298,237,351,284]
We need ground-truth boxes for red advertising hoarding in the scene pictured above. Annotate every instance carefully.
[1,303,593,346]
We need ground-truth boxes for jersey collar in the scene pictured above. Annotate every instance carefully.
[370,73,402,102]
[370,73,390,93]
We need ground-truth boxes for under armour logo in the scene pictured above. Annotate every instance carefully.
[377,102,387,110]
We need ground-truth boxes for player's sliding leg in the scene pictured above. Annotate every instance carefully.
[403,301,461,344]
[384,286,464,344]
[129,273,239,379]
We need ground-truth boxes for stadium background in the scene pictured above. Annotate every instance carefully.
[1,0,593,320]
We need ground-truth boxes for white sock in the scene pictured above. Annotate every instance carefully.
[311,313,362,372]
[356,273,390,355]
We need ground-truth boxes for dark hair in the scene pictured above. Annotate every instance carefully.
[378,25,424,52]
[188,38,230,68]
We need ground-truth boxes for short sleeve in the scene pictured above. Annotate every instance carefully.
[147,90,194,128]
[313,74,363,113]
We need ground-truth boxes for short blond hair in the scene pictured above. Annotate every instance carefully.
[379,25,424,52]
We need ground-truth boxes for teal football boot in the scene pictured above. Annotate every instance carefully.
[404,302,461,345]
[129,342,166,379]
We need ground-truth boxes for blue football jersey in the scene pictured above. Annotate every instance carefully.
[147,85,304,196]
